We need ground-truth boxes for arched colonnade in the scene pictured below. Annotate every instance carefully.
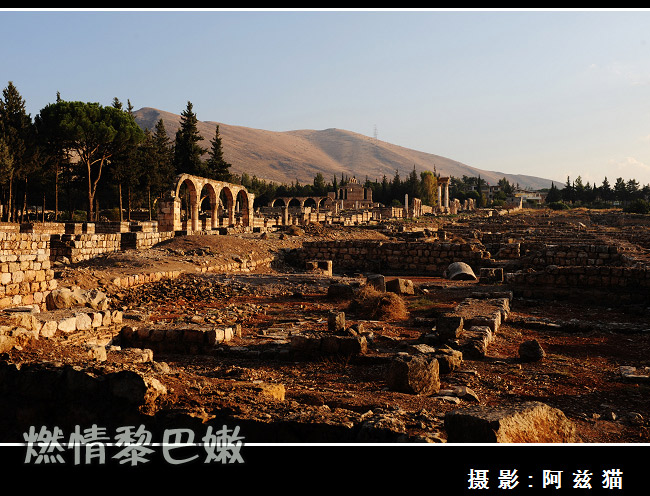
[270,196,334,210]
[157,174,255,232]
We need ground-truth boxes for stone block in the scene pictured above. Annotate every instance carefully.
[437,314,464,340]
[387,355,440,395]
[444,401,577,443]
[366,274,386,292]
[328,311,345,332]
[75,312,93,331]
[58,317,76,333]
[386,278,414,295]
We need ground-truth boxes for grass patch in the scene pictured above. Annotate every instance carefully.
[347,285,409,321]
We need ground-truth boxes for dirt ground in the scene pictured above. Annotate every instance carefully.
[2,216,650,448]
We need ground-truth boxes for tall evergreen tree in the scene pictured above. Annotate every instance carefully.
[138,118,174,220]
[600,177,611,201]
[151,118,174,194]
[203,124,231,181]
[173,101,205,176]
[109,98,140,221]
[545,182,562,203]
[0,81,33,221]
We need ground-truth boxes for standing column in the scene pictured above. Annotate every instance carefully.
[437,185,442,208]
[444,182,450,209]
[210,201,219,229]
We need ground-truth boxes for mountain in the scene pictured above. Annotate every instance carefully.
[133,107,556,191]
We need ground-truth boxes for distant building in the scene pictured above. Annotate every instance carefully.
[329,177,374,209]
[514,189,543,204]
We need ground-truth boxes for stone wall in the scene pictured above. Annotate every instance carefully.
[50,233,122,263]
[120,231,175,251]
[0,232,56,309]
[297,240,491,275]
[506,265,650,304]
[522,243,627,267]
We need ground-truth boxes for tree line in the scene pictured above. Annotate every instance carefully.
[0,82,232,222]
[546,176,650,213]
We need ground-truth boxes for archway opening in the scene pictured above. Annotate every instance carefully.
[219,187,235,227]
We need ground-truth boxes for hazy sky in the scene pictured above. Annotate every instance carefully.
[3,8,650,186]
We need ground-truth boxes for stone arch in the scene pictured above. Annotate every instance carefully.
[157,173,255,232]
[236,189,252,227]
[318,197,333,209]
[175,175,200,231]
[199,182,219,229]
[219,186,236,227]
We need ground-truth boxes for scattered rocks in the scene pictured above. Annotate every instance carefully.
[619,365,650,382]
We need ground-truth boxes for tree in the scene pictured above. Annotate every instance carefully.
[391,169,402,201]
[600,177,611,202]
[109,98,141,221]
[498,177,514,195]
[0,81,34,221]
[138,118,174,221]
[562,176,574,203]
[419,170,438,207]
[173,101,206,176]
[203,125,231,181]
[34,100,144,221]
[626,178,640,201]
[614,177,627,203]
[545,182,562,203]
[312,172,327,196]
[406,165,419,199]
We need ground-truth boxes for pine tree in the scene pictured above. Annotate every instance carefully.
[138,118,174,220]
[545,182,562,203]
[0,81,34,221]
[173,101,206,176]
[203,125,231,181]
[152,118,174,193]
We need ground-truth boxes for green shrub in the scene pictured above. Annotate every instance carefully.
[624,199,650,214]
[547,201,570,210]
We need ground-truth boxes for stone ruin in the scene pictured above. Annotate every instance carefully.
[1,196,649,445]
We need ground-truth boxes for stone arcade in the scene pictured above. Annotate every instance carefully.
[157,173,255,232]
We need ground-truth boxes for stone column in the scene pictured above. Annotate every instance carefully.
[444,182,450,209]
[210,201,219,230]
[190,198,199,232]
[437,185,442,208]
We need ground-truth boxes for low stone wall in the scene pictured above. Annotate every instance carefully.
[297,240,491,275]
[0,233,56,309]
[523,243,626,267]
[119,323,237,354]
[109,270,183,289]
[120,231,175,251]
[506,265,650,304]
[50,233,122,263]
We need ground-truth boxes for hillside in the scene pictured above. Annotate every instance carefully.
[133,107,556,190]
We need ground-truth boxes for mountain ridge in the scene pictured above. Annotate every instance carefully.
[133,107,557,191]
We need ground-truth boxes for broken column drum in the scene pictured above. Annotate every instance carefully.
[445,262,477,281]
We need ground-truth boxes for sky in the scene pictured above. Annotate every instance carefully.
[3,8,650,187]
